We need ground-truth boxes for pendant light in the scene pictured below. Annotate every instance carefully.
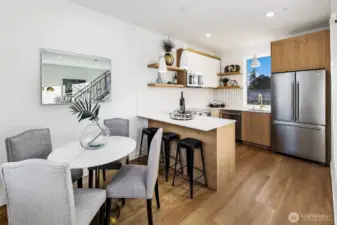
[250,53,261,68]
[179,44,189,70]
[158,51,167,73]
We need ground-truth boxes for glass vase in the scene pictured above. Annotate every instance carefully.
[80,120,110,150]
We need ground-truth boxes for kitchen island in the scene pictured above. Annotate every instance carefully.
[138,113,236,191]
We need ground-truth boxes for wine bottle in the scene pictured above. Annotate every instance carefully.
[173,73,178,84]
[180,91,185,113]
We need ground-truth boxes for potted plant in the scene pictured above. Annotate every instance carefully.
[69,99,110,150]
[222,78,230,86]
[161,38,175,66]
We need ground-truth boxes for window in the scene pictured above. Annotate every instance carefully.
[245,56,271,107]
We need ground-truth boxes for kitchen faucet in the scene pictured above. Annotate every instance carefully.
[258,93,264,110]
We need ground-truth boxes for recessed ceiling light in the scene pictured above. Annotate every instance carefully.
[205,33,212,38]
[266,12,275,17]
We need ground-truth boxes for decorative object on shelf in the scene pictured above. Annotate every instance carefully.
[221,78,230,86]
[156,52,167,84]
[228,65,235,72]
[224,65,241,73]
[250,53,261,68]
[173,72,178,84]
[46,87,54,92]
[179,44,189,69]
[170,110,195,120]
[230,80,239,86]
[224,66,229,73]
[161,38,175,66]
[69,99,110,150]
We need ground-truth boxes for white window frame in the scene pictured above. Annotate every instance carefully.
[242,54,271,110]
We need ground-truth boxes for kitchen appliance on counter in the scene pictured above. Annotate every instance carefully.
[186,72,203,88]
[221,110,241,141]
[271,69,326,164]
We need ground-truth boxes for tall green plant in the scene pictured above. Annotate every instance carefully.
[69,98,100,122]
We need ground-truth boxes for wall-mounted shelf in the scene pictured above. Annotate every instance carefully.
[147,63,185,72]
[217,72,242,76]
[148,83,185,88]
[216,86,242,89]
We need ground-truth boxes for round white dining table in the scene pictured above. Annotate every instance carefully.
[47,136,137,169]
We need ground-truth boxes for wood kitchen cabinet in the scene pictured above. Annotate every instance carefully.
[211,109,220,118]
[241,111,271,147]
[271,30,330,73]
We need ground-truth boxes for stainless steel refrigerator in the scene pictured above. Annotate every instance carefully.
[271,69,326,163]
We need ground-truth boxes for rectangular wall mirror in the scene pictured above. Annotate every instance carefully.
[41,49,111,105]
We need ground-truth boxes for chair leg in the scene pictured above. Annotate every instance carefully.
[95,167,100,188]
[164,141,170,182]
[155,179,160,209]
[146,199,153,225]
[77,178,83,188]
[172,145,180,186]
[187,148,194,199]
[100,202,105,225]
[89,170,93,188]
[102,169,106,181]
[121,198,126,207]
[200,145,208,187]
[138,132,144,164]
[105,198,111,225]
[126,156,129,164]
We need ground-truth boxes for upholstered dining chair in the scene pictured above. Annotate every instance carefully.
[105,128,163,225]
[5,128,84,187]
[0,159,106,225]
[88,118,130,188]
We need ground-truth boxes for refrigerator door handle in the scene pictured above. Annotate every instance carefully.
[291,82,295,121]
[296,81,299,121]
[273,121,322,130]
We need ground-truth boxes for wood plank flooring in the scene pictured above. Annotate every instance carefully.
[0,144,333,225]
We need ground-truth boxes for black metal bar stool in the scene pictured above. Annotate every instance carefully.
[138,127,159,163]
[162,132,180,182]
[172,137,208,199]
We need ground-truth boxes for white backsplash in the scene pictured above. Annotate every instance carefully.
[215,89,244,109]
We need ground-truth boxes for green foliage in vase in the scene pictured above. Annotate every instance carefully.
[69,98,100,122]
[161,38,175,53]
[54,96,71,104]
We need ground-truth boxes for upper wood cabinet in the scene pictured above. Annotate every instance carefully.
[271,30,330,73]
[241,111,271,147]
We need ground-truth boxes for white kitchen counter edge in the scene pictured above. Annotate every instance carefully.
[137,113,236,132]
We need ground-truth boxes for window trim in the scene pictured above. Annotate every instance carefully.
[242,54,271,110]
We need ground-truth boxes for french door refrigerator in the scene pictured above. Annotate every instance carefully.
[271,69,326,163]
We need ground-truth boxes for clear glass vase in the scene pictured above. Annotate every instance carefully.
[80,120,110,150]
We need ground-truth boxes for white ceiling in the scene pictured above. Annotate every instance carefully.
[71,0,330,52]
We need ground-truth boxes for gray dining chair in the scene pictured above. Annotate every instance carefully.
[88,118,130,188]
[105,128,163,225]
[5,128,84,187]
[0,159,106,225]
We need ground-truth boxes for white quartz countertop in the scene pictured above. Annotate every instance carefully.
[209,107,271,114]
[138,113,236,132]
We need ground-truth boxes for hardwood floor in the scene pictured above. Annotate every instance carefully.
[0,144,333,225]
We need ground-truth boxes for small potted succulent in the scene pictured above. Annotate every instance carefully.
[161,38,175,66]
[222,78,230,86]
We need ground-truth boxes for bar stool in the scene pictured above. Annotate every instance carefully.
[172,137,208,199]
[162,132,180,182]
[138,127,159,163]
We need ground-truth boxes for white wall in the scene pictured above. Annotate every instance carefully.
[0,0,215,204]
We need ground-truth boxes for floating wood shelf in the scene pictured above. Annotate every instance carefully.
[216,86,242,89]
[148,83,185,88]
[147,63,185,72]
[217,72,242,76]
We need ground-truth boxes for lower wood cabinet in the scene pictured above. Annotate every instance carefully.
[211,109,220,118]
[241,111,271,147]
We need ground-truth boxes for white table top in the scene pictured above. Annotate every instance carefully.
[137,113,235,131]
[47,136,136,169]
